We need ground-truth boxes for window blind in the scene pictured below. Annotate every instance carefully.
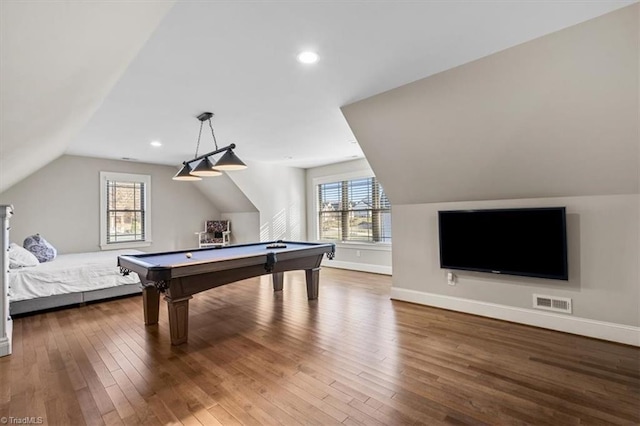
[105,180,146,243]
[318,177,391,243]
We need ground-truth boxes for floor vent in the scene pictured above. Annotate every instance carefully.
[533,294,572,314]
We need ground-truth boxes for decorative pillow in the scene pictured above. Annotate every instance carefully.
[8,243,39,268]
[23,234,57,263]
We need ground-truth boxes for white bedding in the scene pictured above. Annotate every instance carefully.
[8,250,141,302]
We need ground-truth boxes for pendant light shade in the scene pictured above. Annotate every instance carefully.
[190,157,222,177]
[173,163,202,181]
[214,149,247,171]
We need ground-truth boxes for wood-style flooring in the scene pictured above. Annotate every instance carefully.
[1,268,638,425]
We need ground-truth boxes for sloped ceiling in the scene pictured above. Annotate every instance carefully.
[342,4,639,205]
[61,1,636,172]
[1,0,635,197]
[0,0,175,193]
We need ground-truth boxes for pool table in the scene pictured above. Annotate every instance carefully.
[118,241,335,345]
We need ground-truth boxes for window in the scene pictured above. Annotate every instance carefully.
[100,172,151,249]
[318,177,391,243]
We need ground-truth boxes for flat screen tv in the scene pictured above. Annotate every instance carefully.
[438,207,568,280]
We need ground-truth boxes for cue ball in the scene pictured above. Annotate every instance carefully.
[186,252,192,258]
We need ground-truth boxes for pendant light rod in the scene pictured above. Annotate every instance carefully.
[182,143,237,166]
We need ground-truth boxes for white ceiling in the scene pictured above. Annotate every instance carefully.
[2,0,636,190]
[0,0,175,192]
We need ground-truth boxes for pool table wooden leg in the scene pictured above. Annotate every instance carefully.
[272,272,284,291]
[142,286,160,325]
[305,267,320,300]
[166,296,192,345]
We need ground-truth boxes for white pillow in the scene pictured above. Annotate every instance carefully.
[8,243,39,268]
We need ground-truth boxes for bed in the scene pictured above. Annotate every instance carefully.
[9,250,142,315]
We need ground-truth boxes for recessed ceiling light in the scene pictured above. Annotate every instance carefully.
[297,51,319,64]
[150,140,162,147]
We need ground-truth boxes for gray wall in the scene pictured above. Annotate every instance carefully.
[343,5,638,205]
[306,158,392,274]
[0,155,220,253]
[393,195,638,326]
[342,5,639,333]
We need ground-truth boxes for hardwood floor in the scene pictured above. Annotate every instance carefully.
[1,268,638,425]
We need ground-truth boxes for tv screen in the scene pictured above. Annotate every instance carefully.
[438,207,568,280]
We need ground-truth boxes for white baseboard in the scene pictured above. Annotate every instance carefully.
[0,317,12,357]
[323,259,392,275]
[0,337,11,357]
[390,287,640,347]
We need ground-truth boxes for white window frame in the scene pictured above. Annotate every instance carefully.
[100,171,152,250]
[312,170,391,248]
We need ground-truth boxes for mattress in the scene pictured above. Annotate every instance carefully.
[8,250,142,302]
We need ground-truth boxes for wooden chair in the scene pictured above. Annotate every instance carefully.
[196,220,231,248]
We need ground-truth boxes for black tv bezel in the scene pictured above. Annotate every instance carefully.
[438,207,569,281]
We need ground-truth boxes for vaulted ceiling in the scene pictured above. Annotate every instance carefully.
[1,0,635,193]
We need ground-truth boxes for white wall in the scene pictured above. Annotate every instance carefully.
[193,173,257,214]
[221,212,260,244]
[0,155,219,253]
[306,158,392,274]
[226,160,306,242]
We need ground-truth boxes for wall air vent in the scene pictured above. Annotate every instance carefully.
[533,294,572,314]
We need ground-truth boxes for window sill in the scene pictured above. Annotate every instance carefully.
[318,241,392,252]
[100,241,152,251]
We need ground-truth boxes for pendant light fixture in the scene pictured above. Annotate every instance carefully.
[173,112,247,181]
